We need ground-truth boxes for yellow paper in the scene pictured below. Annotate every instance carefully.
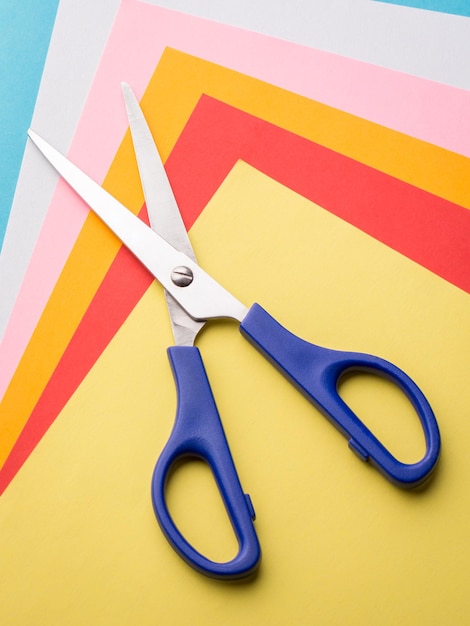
[0,163,468,625]
[1,48,470,467]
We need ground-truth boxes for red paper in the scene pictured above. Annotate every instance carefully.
[2,95,468,494]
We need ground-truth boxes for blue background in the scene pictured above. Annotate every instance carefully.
[375,0,470,17]
[0,0,59,251]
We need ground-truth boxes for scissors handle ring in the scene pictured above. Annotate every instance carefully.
[151,346,261,580]
[240,304,440,488]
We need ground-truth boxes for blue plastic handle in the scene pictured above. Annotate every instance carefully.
[151,346,261,580]
[240,304,440,488]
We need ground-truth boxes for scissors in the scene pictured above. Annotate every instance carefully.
[28,83,440,580]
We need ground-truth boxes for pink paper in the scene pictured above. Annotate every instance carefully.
[1,0,470,400]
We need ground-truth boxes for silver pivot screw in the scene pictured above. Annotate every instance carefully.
[171,265,194,287]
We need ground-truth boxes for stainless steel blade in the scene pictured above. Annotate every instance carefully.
[28,129,249,324]
[121,83,195,259]
[122,82,203,346]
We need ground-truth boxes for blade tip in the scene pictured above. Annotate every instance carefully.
[121,82,133,98]
[27,128,40,146]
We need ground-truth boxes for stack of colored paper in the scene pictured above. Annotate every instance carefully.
[0,1,469,624]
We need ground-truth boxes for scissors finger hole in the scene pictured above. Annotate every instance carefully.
[165,457,239,562]
[338,370,426,464]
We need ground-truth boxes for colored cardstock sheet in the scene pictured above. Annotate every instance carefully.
[2,0,470,400]
[141,0,470,90]
[375,0,470,17]
[0,162,468,625]
[1,47,470,491]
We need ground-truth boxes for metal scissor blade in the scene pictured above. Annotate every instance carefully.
[121,83,195,260]
[122,82,203,346]
[28,129,248,324]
